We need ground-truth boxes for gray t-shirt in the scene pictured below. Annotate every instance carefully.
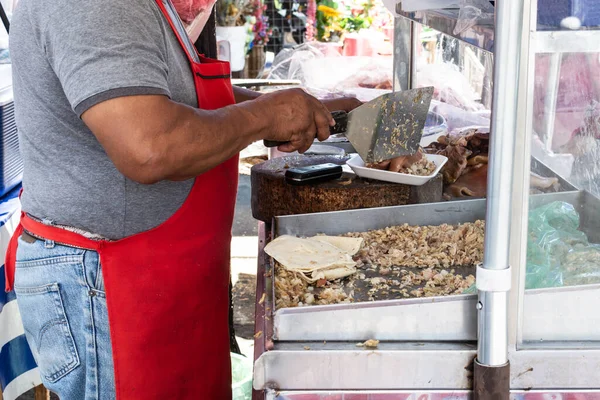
[10,0,198,239]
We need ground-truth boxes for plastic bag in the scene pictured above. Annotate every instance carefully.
[453,0,494,36]
[268,42,393,99]
[172,0,217,42]
[430,100,490,132]
[562,244,600,286]
[417,62,485,113]
[526,201,596,289]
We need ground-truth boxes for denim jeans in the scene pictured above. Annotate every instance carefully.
[13,233,116,399]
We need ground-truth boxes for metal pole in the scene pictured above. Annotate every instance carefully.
[477,0,524,369]
[392,16,413,92]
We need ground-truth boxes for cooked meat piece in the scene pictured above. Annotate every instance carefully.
[445,164,488,199]
[366,149,437,176]
[441,145,471,183]
[530,172,559,190]
[467,155,489,166]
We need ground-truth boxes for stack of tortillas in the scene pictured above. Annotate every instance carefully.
[264,235,364,282]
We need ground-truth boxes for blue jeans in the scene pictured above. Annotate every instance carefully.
[13,233,116,399]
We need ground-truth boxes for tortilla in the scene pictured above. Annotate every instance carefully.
[310,235,364,255]
[264,235,361,282]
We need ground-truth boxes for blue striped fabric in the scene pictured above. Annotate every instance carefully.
[0,334,36,390]
[0,184,42,400]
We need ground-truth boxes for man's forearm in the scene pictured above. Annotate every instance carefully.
[143,100,266,182]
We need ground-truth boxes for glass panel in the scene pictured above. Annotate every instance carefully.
[536,1,600,32]
[414,28,494,112]
[521,52,600,346]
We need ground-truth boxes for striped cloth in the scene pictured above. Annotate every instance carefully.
[0,184,42,400]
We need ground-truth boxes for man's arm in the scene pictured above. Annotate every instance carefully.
[233,85,363,111]
[82,89,334,184]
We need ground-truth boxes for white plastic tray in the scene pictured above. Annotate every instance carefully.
[346,153,448,186]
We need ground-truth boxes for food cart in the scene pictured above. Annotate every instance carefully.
[250,0,600,398]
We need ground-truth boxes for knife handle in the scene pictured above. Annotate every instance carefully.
[264,110,348,148]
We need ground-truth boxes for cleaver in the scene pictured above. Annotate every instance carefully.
[264,87,434,164]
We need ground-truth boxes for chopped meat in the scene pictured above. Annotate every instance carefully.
[366,148,437,176]
[274,221,484,308]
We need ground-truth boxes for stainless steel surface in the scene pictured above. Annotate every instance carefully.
[478,0,524,367]
[396,9,494,53]
[266,390,600,399]
[393,17,412,92]
[253,343,477,390]
[274,295,477,341]
[274,191,590,238]
[523,284,600,342]
[511,349,600,389]
[511,0,537,351]
[269,192,600,342]
[231,79,301,88]
[275,198,487,237]
[344,88,434,163]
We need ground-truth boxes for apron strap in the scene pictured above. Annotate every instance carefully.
[154,0,201,64]
[4,220,22,292]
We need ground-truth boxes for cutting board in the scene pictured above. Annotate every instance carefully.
[251,155,443,222]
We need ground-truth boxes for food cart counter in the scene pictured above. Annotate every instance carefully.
[250,0,600,397]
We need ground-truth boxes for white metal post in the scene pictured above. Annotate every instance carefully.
[477,0,525,367]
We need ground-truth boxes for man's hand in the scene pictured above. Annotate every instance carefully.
[321,97,363,113]
[251,88,334,154]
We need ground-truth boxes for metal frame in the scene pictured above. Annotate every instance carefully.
[252,0,600,395]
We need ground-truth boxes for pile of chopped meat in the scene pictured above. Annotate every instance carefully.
[365,148,437,176]
[274,221,484,308]
[345,220,485,268]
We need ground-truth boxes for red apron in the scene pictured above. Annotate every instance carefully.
[4,1,238,398]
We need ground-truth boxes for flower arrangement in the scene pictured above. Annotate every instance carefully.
[307,0,391,42]
[243,0,272,50]
[216,0,249,26]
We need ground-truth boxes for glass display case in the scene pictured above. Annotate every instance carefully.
[251,0,600,397]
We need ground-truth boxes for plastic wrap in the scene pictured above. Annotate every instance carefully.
[463,201,600,293]
[231,353,252,400]
[268,42,393,98]
[430,100,490,132]
[526,201,600,289]
[417,63,485,113]
[453,0,494,36]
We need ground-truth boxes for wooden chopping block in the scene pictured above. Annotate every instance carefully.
[251,155,443,222]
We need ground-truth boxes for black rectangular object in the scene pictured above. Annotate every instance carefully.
[284,163,343,186]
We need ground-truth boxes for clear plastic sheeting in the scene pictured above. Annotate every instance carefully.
[267,42,393,100]
[231,353,253,400]
[526,201,600,289]
[417,62,487,112]
[453,0,494,36]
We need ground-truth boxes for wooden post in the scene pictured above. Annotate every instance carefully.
[34,385,50,400]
